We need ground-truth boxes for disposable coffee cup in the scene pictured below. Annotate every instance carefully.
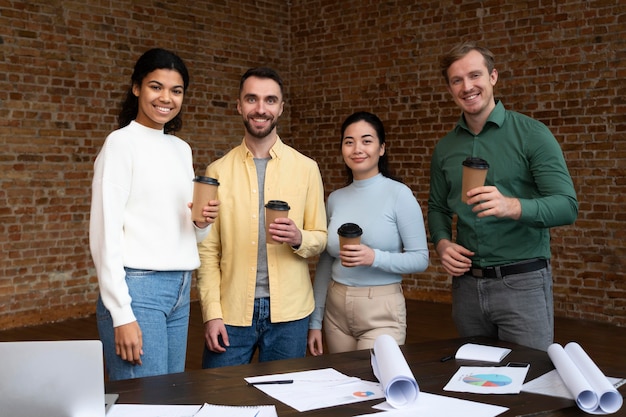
[461,157,489,203]
[265,200,290,244]
[191,176,219,222]
[337,222,363,248]
[338,223,363,267]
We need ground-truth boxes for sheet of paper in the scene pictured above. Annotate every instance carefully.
[371,334,419,408]
[522,369,577,399]
[352,391,508,417]
[194,403,277,417]
[245,368,384,412]
[106,404,201,417]
[455,343,511,363]
[522,369,625,400]
[443,366,529,394]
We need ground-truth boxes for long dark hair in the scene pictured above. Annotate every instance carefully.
[118,48,190,134]
[340,111,401,184]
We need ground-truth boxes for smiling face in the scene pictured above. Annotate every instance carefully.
[446,49,498,132]
[341,120,385,180]
[237,76,284,141]
[132,68,184,130]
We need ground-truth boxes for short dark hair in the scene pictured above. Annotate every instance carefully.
[118,48,190,134]
[440,41,495,84]
[239,67,284,97]
[340,111,402,184]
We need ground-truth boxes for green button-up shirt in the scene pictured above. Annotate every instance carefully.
[428,101,578,267]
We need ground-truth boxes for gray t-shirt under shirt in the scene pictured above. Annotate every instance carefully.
[254,157,270,299]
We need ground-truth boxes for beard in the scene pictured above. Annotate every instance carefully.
[243,117,278,139]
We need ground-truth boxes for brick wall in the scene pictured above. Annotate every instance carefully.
[0,0,291,328]
[0,0,624,329]
[289,0,626,326]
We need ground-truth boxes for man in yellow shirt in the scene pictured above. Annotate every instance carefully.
[197,67,327,368]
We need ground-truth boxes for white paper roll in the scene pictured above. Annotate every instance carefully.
[564,342,623,414]
[547,342,623,414]
[371,334,419,408]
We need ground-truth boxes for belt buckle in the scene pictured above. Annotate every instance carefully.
[470,268,483,278]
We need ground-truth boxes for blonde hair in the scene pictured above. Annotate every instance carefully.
[440,41,495,84]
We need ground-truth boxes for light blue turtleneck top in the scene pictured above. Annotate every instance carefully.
[310,173,429,329]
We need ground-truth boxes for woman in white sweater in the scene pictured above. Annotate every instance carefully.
[89,48,218,381]
[308,111,429,355]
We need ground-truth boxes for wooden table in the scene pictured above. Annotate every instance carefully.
[106,336,626,416]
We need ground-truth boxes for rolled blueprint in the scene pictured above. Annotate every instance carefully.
[371,334,419,408]
[547,342,622,414]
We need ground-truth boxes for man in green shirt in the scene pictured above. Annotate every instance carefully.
[428,41,578,351]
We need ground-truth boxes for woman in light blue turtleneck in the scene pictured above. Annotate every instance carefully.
[307,112,429,355]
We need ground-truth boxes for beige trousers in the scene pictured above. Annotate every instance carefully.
[323,281,407,353]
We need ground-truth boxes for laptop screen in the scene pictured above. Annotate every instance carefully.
[0,340,106,417]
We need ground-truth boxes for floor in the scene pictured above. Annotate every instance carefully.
[1,299,624,373]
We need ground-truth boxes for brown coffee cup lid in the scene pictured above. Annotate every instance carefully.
[193,175,220,185]
[265,200,290,210]
[462,157,489,169]
[337,223,363,238]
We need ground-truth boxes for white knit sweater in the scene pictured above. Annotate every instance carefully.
[89,121,209,326]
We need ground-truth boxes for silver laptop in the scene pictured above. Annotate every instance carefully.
[0,340,109,417]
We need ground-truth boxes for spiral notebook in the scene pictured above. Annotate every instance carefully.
[195,403,277,417]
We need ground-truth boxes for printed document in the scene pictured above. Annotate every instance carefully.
[245,368,384,412]
[443,366,530,394]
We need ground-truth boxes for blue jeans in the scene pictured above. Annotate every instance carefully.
[202,297,309,368]
[452,262,553,351]
[97,268,191,381]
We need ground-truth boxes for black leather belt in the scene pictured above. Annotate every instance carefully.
[469,259,548,279]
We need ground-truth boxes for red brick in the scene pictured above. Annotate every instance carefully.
[0,0,624,330]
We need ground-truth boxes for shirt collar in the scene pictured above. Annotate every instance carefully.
[455,99,506,134]
[237,136,284,160]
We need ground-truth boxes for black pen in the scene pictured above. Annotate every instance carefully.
[440,355,454,362]
[247,379,294,386]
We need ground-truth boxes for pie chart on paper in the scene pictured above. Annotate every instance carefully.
[463,374,512,387]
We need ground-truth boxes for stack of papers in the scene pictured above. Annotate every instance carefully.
[107,404,278,417]
[455,343,511,363]
[195,404,277,417]
[107,404,201,417]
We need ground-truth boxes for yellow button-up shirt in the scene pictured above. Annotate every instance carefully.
[197,138,327,326]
